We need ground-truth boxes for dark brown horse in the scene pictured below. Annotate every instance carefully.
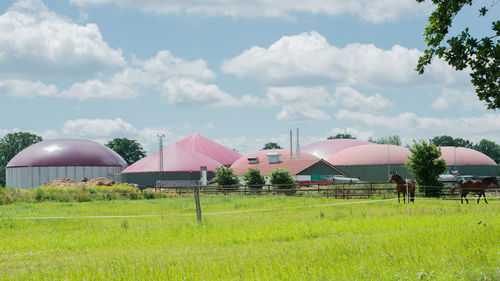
[389,172,415,203]
[459,177,499,204]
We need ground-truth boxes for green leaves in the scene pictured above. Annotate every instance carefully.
[416,0,500,109]
[105,138,146,165]
[0,132,42,186]
[405,140,447,197]
[214,166,240,187]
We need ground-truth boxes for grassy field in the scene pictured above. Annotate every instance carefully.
[0,195,499,280]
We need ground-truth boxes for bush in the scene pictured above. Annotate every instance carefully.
[270,168,296,193]
[243,168,266,190]
[0,187,13,205]
[214,166,240,187]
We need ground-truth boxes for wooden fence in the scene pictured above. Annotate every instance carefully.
[146,182,500,199]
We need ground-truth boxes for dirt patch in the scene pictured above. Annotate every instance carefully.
[43,177,135,188]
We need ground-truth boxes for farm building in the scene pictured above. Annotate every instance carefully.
[329,144,412,182]
[177,134,242,167]
[438,146,498,176]
[6,139,127,189]
[120,143,223,188]
[231,149,346,184]
[302,139,374,160]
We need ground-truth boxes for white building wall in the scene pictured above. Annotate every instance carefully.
[6,166,126,189]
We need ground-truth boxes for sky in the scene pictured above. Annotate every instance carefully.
[0,0,499,154]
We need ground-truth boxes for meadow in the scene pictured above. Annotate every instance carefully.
[0,195,498,280]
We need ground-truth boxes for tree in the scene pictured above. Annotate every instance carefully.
[430,135,474,148]
[368,135,402,145]
[214,166,240,187]
[105,138,146,165]
[416,0,500,109]
[243,168,266,190]
[474,139,500,163]
[327,133,356,140]
[405,140,447,197]
[0,132,42,186]
[262,142,282,150]
[269,168,295,190]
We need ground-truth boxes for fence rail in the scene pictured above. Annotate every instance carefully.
[145,182,500,199]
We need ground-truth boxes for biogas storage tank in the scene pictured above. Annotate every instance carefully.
[6,139,127,189]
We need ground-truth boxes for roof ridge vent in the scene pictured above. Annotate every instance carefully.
[247,157,259,164]
[266,152,281,164]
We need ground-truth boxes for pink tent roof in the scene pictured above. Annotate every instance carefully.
[177,134,242,166]
[301,139,374,160]
[121,143,223,174]
[329,144,411,165]
[439,146,497,166]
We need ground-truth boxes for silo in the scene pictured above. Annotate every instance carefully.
[329,144,412,182]
[120,143,223,188]
[177,134,242,167]
[6,139,128,189]
[301,139,374,160]
[439,146,498,176]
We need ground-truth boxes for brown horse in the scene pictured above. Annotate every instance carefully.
[389,172,415,203]
[459,177,498,204]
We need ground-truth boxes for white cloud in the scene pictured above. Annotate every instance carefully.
[141,50,216,80]
[432,88,487,111]
[162,77,242,107]
[334,87,393,112]
[276,106,331,123]
[62,118,138,138]
[335,110,500,144]
[69,0,427,23]
[266,86,335,107]
[222,31,467,89]
[0,0,125,79]
[0,79,58,98]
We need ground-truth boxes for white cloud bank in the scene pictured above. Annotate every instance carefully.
[222,31,467,89]
[0,0,125,80]
[69,0,428,23]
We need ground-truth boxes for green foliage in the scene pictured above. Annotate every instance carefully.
[327,133,356,140]
[105,138,146,165]
[474,139,500,164]
[0,132,42,186]
[0,187,13,205]
[429,135,474,148]
[261,142,282,150]
[405,140,447,197]
[214,166,240,187]
[269,168,295,189]
[416,0,500,109]
[243,168,266,189]
[368,135,401,145]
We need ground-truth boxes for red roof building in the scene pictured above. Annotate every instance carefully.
[177,134,242,167]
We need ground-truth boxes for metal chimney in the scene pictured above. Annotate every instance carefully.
[289,129,293,160]
[296,128,300,160]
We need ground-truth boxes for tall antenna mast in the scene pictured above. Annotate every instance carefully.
[157,134,165,187]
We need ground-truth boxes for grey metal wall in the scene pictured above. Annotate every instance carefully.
[121,172,215,189]
[6,166,125,189]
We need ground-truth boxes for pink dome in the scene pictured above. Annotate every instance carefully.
[302,139,374,160]
[439,146,496,166]
[7,139,127,168]
[177,134,242,166]
[121,143,222,174]
[330,144,411,165]
[231,149,318,175]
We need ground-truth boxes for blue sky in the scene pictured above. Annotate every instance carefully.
[0,0,498,154]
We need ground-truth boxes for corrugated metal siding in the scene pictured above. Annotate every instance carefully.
[121,172,215,188]
[298,161,344,177]
[5,166,126,189]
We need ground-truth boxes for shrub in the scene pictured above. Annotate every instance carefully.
[243,168,266,190]
[270,168,296,192]
[0,187,13,205]
[214,166,240,188]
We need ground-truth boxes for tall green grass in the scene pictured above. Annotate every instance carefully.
[0,196,498,280]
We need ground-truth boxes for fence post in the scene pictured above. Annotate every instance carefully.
[194,186,202,224]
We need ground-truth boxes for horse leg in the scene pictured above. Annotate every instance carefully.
[483,192,488,204]
[398,192,400,203]
[411,192,415,203]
